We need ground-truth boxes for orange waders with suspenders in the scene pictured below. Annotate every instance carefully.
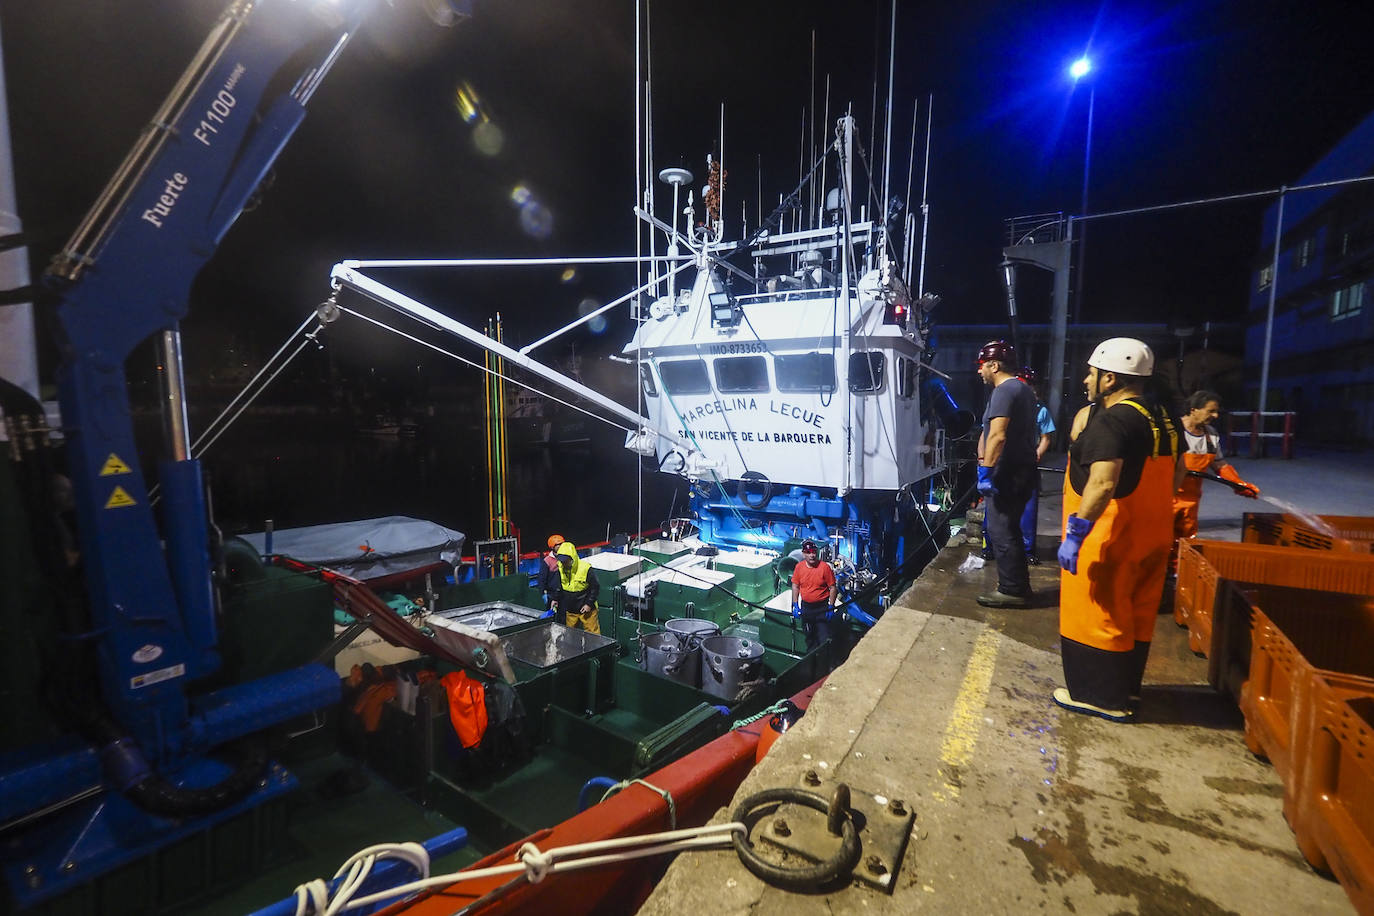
[1173,431,1218,543]
[1060,399,1179,710]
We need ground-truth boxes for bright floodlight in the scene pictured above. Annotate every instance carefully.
[1070,57,1092,80]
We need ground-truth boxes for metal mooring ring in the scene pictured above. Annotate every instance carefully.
[730,786,860,890]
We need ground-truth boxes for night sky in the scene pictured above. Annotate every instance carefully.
[5,0,1374,379]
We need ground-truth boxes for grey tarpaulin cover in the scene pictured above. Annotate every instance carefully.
[241,516,465,580]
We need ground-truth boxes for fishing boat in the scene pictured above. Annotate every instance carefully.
[262,109,964,916]
[0,2,970,914]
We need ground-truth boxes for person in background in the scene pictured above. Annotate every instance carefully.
[1055,338,1180,722]
[1016,367,1057,565]
[552,540,600,634]
[539,534,565,613]
[790,539,838,651]
[1172,391,1260,564]
[974,340,1040,608]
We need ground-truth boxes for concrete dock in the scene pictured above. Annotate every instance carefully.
[638,447,1369,914]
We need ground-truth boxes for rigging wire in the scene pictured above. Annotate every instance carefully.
[335,305,635,435]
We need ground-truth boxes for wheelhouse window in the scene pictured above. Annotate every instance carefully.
[714,355,770,393]
[774,352,836,394]
[639,362,658,397]
[657,359,712,395]
[849,352,886,393]
[895,356,917,399]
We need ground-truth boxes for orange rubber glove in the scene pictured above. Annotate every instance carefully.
[1218,464,1259,498]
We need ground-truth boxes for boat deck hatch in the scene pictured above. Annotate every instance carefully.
[434,601,540,632]
[500,620,617,668]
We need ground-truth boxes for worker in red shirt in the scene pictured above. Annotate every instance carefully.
[790,539,839,652]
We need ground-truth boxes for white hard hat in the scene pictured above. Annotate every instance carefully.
[1088,337,1155,377]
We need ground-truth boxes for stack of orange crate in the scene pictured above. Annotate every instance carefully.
[1290,675,1374,915]
[1234,583,1374,914]
[1242,512,1374,553]
[1171,540,1374,695]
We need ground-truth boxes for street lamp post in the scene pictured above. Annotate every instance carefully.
[1070,55,1094,325]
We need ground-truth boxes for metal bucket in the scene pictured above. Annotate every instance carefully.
[700,635,765,702]
[640,631,697,687]
[665,619,719,687]
[664,617,720,649]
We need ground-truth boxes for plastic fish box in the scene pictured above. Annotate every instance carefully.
[759,591,804,655]
[650,568,738,622]
[1292,687,1374,915]
[1242,512,1374,554]
[634,538,692,569]
[713,550,779,603]
[584,551,645,589]
[623,566,673,601]
[1171,539,1374,693]
[1237,583,1374,792]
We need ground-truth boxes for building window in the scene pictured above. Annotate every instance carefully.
[775,352,836,394]
[657,359,712,395]
[849,352,886,393]
[1258,265,1273,290]
[1331,281,1365,321]
[714,356,770,393]
[1296,238,1315,268]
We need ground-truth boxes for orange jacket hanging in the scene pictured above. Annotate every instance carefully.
[440,670,489,749]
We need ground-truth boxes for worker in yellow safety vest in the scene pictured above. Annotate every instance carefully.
[1055,338,1181,723]
[552,541,600,634]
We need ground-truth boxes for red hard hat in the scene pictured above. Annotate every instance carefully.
[1017,366,1038,385]
[801,539,818,554]
[976,339,1017,370]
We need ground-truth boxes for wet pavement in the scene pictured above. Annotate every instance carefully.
[638,447,1369,915]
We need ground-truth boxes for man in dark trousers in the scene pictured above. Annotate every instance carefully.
[974,340,1039,608]
[1056,338,1181,722]
[789,539,838,651]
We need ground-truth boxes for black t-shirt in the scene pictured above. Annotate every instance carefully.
[981,378,1039,470]
[1069,398,1175,499]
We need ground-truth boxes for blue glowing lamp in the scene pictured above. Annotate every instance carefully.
[1069,56,1092,80]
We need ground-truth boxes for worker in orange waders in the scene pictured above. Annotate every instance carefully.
[1172,391,1259,569]
[1055,338,1182,722]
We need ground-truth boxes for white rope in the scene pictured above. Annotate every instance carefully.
[289,823,745,914]
[293,842,430,916]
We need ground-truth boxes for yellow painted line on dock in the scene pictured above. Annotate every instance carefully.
[936,627,999,801]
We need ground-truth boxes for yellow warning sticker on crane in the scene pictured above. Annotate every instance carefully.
[100,454,132,476]
[105,487,137,509]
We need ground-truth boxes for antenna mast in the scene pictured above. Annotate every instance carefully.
[903,98,919,285]
[880,0,896,259]
[917,93,933,296]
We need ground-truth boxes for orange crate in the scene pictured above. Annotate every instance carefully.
[1243,512,1374,553]
[1170,540,1374,694]
[1238,585,1374,791]
[1298,689,1374,915]
[1286,674,1374,870]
